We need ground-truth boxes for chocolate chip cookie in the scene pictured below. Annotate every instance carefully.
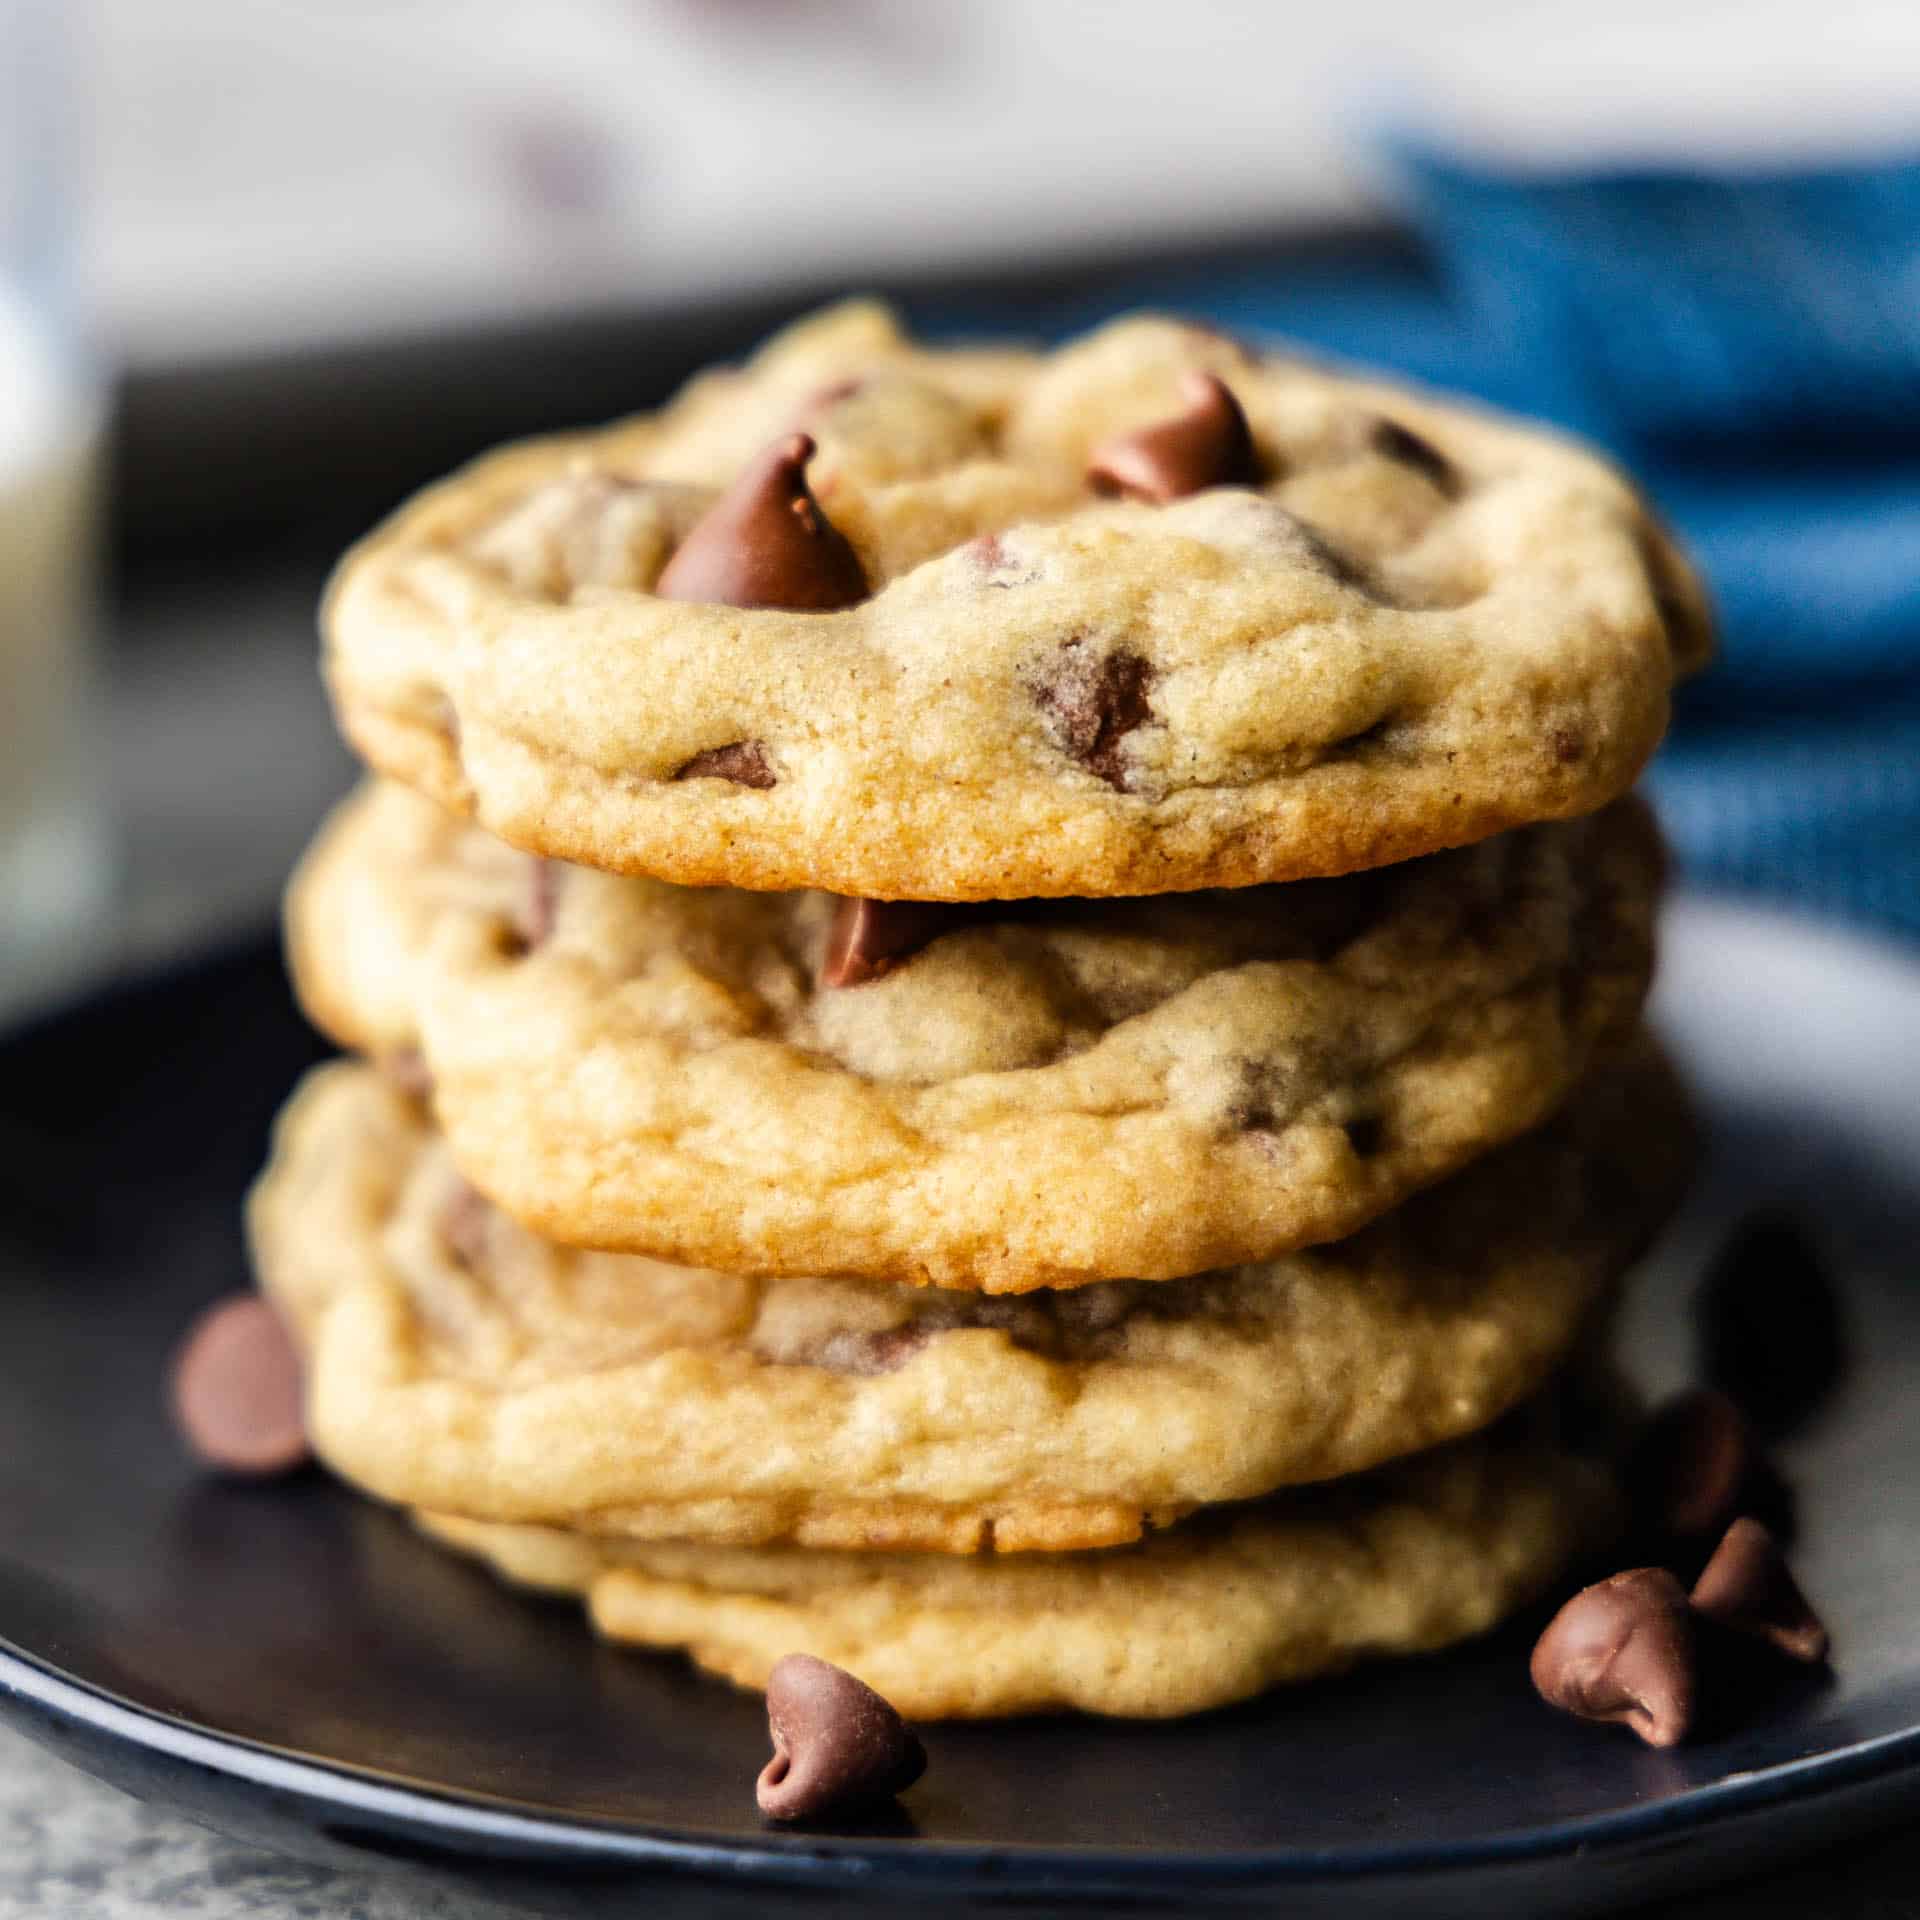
[322,301,1710,902]
[418,1430,1618,1719]
[246,1047,1685,1553]
[288,781,1662,1290]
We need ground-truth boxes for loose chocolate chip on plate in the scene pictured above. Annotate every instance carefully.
[1031,637,1156,791]
[1087,372,1260,502]
[757,1654,926,1821]
[1692,1518,1830,1664]
[1626,1387,1784,1540]
[169,1294,310,1478]
[673,740,778,790]
[655,432,867,612]
[1530,1568,1696,1748]
[821,898,967,988]
[1697,1212,1844,1439]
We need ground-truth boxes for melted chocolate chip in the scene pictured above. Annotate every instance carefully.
[1225,1053,1292,1133]
[1626,1389,1785,1540]
[832,1287,1148,1370]
[673,740,777,789]
[821,898,969,988]
[169,1295,310,1478]
[757,1655,926,1821]
[811,1326,934,1376]
[1050,1282,1141,1337]
[1087,373,1260,502]
[1550,727,1586,766]
[1368,417,1458,495]
[1530,1568,1696,1748]
[1697,1213,1843,1440]
[1031,638,1155,790]
[1691,1518,1829,1664]
[655,433,867,611]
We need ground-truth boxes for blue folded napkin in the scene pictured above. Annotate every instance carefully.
[1392,146,1920,452]
[925,147,1920,938]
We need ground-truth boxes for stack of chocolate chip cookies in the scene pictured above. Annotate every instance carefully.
[248,303,1710,1720]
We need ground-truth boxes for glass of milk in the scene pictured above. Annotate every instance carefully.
[0,0,109,1016]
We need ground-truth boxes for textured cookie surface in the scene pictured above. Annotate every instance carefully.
[247,1050,1684,1552]
[323,301,1710,901]
[289,781,1662,1288]
[419,1434,1617,1718]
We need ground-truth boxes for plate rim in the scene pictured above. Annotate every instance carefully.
[8,1633,1920,1898]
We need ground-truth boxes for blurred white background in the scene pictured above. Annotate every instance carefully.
[93,0,1920,366]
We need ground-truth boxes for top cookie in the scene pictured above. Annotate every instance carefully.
[324,301,1711,901]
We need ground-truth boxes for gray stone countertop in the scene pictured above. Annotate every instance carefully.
[4,588,1920,1919]
[0,1725,481,1919]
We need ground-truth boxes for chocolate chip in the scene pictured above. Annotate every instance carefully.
[1550,727,1585,765]
[757,1654,926,1821]
[1691,1519,1829,1664]
[1031,638,1155,790]
[1367,417,1457,495]
[811,1326,934,1376]
[1697,1213,1843,1439]
[1530,1568,1696,1748]
[1087,372,1260,502]
[1050,1281,1142,1337]
[1626,1389,1784,1540]
[169,1295,310,1478]
[655,432,867,611]
[673,740,777,789]
[821,898,969,988]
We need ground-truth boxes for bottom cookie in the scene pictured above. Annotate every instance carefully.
[420,1431,1614,1720]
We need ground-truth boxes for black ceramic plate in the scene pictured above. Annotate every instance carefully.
[2,898,1918,1919]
